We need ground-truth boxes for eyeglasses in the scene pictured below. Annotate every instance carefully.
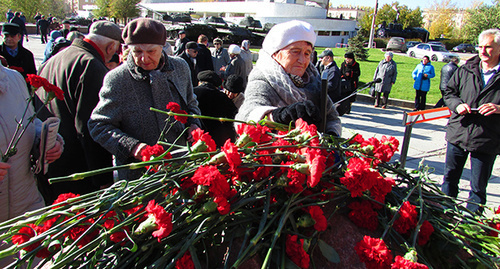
[214,43,221,46]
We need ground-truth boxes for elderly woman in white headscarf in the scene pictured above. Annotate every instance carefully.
[235,20,341,136]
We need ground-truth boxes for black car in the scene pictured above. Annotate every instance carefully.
[452,43,476,53]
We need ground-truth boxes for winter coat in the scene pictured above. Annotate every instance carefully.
[212,47,230,77]
[323,61,342,103]
[0,43,37,80]
[444,55,500,155]
[223,55,248,88]
[340,60,360,90]
[412,61,435,91]
[194,83,237,146]
[195,43,214,74]
[0,64,45,223]
[373,59,397,93]
[440,61,458,91]
[174,37,189,56]
[180,51,198,86]
[89,52,201,180]
[236,50,342,136]
[240,49,253,76]
[37,38,113,200]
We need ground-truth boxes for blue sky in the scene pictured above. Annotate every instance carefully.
[332,0,495,9]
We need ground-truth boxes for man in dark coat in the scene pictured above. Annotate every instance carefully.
[180,41,199,87]
[441,29,500,213]
[0,23,36,83]
[318,50,341,102]
[33,12,41,35]
[435,56,459,108]
[194,70,237,146]
[36,21,122,204]
[9,12,27,45]
[174,30,189,56]
[195,34,214,74]
[37,15,50,44]
[221,44,248,88]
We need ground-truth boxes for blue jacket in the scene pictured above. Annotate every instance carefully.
[412,61,435,91]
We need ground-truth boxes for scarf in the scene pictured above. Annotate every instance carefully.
[255,50,319,105]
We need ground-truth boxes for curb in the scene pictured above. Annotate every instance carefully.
[355,93,435,110]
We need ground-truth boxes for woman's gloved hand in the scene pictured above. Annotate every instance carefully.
[271,100,321,126]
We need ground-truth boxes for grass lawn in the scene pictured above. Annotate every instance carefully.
[323,48,448,104]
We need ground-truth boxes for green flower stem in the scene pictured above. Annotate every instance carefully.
[150,108,249,124]
[381,183,419,240]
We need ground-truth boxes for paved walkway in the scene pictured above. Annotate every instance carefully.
[18,34,500,212]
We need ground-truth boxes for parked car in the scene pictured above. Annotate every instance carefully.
[427,41,445,47]
[452,43,476,53]
[407,43,460,62]
[405,41,421,49]
[386,37,407,52]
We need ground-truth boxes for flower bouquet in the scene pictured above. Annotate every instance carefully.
[0,105,499,269]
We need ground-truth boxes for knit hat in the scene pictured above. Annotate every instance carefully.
[262,20,316,54]
[122,18,166,45]
[228,44,241,55]
[223,75,245,93]
[50,30,62,41]
[197,70,222,87]
[344,52,355,59]
[1,23,20,35]
[318,49,333,58]
[90,21,123,43]
[384,51,393,58]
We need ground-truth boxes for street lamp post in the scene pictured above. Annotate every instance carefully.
[368,0,378,49]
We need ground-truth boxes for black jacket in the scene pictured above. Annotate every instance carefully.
[439,61,458,91]
[323,61,342,103]
[195,43,214,73]
[0,43,37,80]
[341,60,360,90]
[444,55,500,155]
[194,83,237,146]
[180,51,198,86]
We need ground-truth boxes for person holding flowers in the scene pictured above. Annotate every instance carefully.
[0,63,63,267]
[89,18,201,181]
[235,20,341,136]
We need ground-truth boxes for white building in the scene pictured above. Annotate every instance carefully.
[140,0,358,47]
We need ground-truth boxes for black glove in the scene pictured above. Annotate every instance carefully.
[271,100,321,126]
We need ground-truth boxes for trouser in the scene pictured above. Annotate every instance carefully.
[374,91,389,107]
[415,90,427,110]
[434,90,445,108]
[41,29,48,43]
[441,142,497,213]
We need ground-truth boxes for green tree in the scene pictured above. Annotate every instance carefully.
[462,3,500,41]
[94,0,112,18]
[345,34,369,61]
[358,2,423,38]
[0,0,69,23]
[427,0,456,39]
[110,0,140,24]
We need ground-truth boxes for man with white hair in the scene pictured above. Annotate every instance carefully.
[36,20,122,203]
[89,18,201,181]
[240,39,253,76]
[220,44,248,88]
[441,28,500,214]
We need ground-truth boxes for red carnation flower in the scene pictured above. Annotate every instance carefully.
[12,224,39,252]
[308,206,327,231]
[348,200,379,231]
[166,102,188,124]
[303,148,326,188]
[191,128,217,152]
[394,201,418,235]
[43,83,65,100]
[294,118,320,146]
[222,140,241,173]
[214,196,231,215]
[26,74,49,88]
[145,200,173,242]
[340,157,381,198]
[192,165,235,201]
[355,236,393,269]
[391,256,428,269]
[281,162,306,194]
[418,220,434,245]
[369,176,395,203]
[175,251,195,269]
[286,234,310,269]
[52,193,81,209]
[235,124,271,146]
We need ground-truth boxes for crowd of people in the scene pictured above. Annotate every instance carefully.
[1,11,499,265]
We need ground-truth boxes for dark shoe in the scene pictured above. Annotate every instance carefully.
[374,105,380,108]
[382,105,387,109]
[412,108,418,111]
